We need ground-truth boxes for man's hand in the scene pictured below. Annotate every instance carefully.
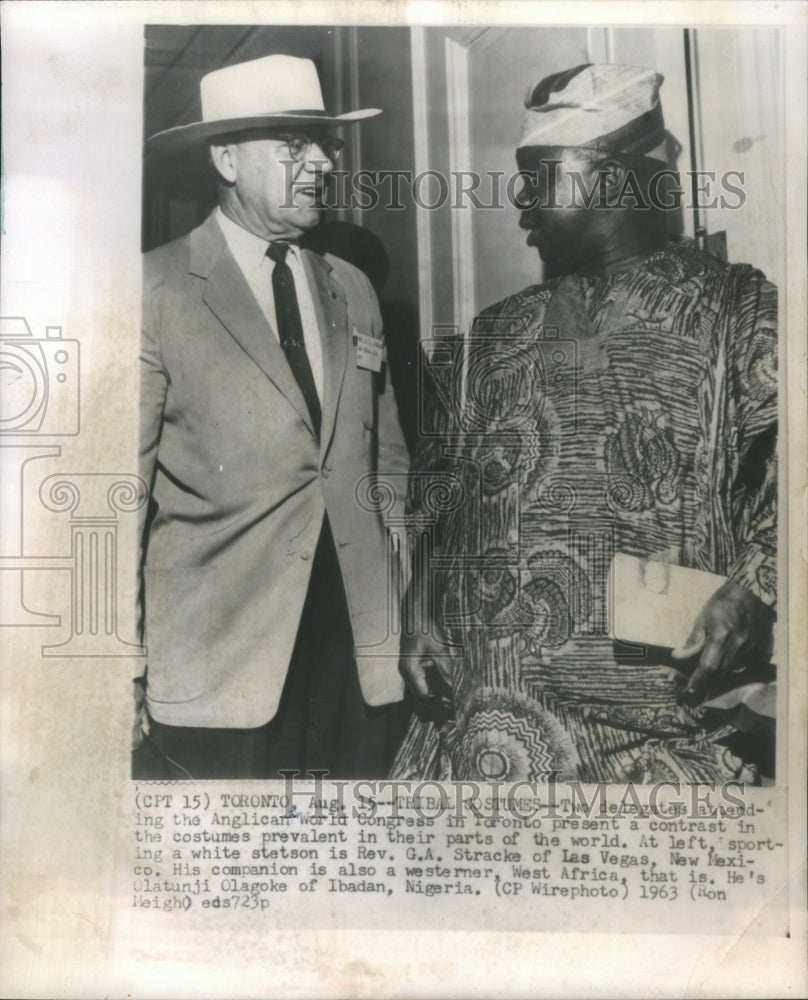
[399,627,457,716]
[672,580,775,705]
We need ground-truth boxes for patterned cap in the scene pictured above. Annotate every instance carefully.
[518,63,667,163]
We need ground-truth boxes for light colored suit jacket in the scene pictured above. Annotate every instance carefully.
[139,211,408,728]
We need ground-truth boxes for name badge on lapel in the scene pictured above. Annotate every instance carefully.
[353,326,384,373]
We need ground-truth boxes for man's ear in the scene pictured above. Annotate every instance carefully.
[595,158,628,197]
[209,143,238,184]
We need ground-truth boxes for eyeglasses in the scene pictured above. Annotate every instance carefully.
[273,132,345,163]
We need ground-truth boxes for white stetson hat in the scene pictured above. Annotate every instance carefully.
[148,54,381,152]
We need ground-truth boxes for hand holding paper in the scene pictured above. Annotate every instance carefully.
[672,580,775,705]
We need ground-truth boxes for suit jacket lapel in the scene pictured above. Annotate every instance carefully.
[302,249,349,455]
[190,214,315,437]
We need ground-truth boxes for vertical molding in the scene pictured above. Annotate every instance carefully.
[347,26,362,226]
[332,28,349,225]
[587,27,615,63]
[411,26,434,344]
[586,27,608,63]
[605,28,615,63]
[445,36,475,410]
[333,26,345,112]
[445,36,476,337]
[690,30,707,201]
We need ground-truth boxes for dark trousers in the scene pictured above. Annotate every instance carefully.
[136,518,404,780]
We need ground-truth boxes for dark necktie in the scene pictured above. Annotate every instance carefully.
[267,241,321,440]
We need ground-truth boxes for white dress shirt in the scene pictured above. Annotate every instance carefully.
[216,206,324,401]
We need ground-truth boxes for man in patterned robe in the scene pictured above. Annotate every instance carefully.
[394,64,777,784]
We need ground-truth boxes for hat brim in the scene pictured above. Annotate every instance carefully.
[148,109,381,153]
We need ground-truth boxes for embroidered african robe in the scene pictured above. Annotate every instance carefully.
[393,242,777,784]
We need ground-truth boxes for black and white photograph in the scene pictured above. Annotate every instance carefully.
[1,3,806,998]
[136,24,780,785]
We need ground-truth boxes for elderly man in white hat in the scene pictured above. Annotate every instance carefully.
[396,63,777,785]
[135,55,410,779]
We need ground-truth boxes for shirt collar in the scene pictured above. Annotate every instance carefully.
[216,206,272,267]
[216,206,305,268]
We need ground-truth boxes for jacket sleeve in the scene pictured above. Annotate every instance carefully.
[356,271,411,595]
[364,272,411,521]
[138,256,169,621]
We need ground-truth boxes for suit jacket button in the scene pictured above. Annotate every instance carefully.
[321,466,330,478]
[301,549,312,560]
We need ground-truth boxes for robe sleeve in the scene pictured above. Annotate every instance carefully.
[723,267,778,608]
